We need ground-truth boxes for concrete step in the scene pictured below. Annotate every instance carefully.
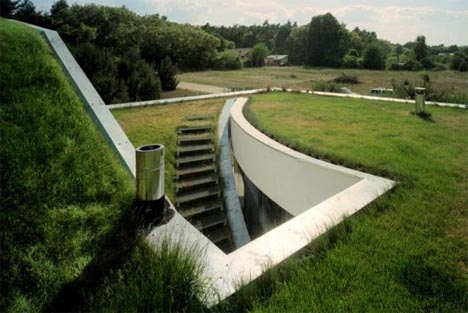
[175,175,218,192]
[176,187,220,205]
[180,201,223,219]
[177,144,214,155]
[176,153,215,167]
[191,211,227,231]
[177,133,213,144]
[205,227,231,244]
[175,164,216,178]
[178,125,213,135]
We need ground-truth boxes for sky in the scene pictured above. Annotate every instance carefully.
[34,0,468,45]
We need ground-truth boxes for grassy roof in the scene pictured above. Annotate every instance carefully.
[240,92,468,312]
[0,19,205,312]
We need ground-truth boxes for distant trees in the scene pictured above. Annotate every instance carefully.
[7,0,468,90]
[250,43,269,67]
[306,13,348,67]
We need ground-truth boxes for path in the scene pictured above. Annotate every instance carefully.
[178,81,230,94]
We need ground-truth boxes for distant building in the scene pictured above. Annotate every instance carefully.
[266,55,288,66]
[231,48,252,63]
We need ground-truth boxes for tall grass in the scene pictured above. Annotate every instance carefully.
[0,19,207,312]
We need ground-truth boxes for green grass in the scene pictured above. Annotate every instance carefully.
[0,19,206,313]
[180,66,468,101]
[235,92,468,312]
[112,99,225,201]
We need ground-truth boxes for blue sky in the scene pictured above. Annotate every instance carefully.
[34,0,468,45]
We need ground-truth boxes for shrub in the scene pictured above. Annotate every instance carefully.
[363,43,385,70]
[250,43,269,67]
[313,80,342,93]
[158,56,179,91]
[342,54,362,69]
[403,59,423,71]
[212,50,242,70]
[458,61,468,72]
[333,74,359,84]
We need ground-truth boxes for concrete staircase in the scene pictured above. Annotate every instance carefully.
[175,121,233,251]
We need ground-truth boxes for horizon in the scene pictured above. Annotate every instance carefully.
[34,0,468,46]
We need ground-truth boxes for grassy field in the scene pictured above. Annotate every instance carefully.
[0,19,206,313]
[180,66,467,97]
[112,99,225,201]
[235,92,468,312]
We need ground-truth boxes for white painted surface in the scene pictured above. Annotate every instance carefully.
[231,99,362,216]
[108,89,265,109]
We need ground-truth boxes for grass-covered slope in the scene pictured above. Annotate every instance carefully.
[241,92,468,312]
[0,19,206,313]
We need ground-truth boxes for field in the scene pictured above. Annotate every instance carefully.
[0,19,206,313]
[180,66,468,96]
[238,92,468,312]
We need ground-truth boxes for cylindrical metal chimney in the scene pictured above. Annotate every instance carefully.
[136,144,165,201]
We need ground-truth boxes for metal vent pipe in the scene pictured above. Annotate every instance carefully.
[136,144,165,202]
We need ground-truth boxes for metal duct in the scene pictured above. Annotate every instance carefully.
[136,144,165,201]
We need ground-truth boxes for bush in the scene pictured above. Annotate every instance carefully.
[313,80,342,93]
[342,54,363,68]
[250,43,269,67]
[158,56,179,91]
[458,61,468,72]
[403,59,423,71]
[212,50,242,70]
[333,74,359,84]
[363,43,385,70]
[450,52,468,71]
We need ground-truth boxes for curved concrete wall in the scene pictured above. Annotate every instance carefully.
[231,98,363,216]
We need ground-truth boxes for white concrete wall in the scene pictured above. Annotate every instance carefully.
[230,98,363,216]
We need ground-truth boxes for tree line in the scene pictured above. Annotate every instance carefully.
[2,0,467,104]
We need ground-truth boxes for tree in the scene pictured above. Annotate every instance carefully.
[158,56,179,91]
[363,43,385,70]
[250,43,269,67]
[413,35,428,61]
[0,0,18,18]
[286,26,307,65]
[306,13,349,67]
[14,0,37,22]
[50,0,68,17]
[127,60,161,100]
[450,52,468,71]
[274,22,292,54]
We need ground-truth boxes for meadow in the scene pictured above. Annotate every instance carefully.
[180,66,467,99]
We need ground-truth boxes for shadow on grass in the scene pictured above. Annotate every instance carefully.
[47,200,174,312]
[411,111,435,122]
